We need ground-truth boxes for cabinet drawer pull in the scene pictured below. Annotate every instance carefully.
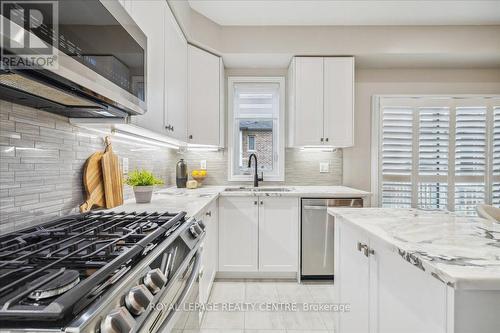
[357,242,370,257]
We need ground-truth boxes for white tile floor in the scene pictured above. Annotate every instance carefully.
[173,280,336,333]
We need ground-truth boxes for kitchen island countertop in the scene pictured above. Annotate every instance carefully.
[328,207,500,290]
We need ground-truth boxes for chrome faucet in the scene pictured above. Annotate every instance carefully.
[247,153,263,187]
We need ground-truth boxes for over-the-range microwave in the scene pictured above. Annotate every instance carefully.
[0,0,147,118]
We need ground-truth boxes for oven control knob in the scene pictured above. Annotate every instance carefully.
[124,284,154,316]
[197,219,206,230]
[101,306,135,333]
[189,223,200,238]
[144,268,167,294]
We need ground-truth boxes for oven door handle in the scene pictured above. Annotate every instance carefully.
[157,250,202,331]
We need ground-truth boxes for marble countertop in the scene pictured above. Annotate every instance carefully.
[219,185,370,198]
[110,185,370,219]
[328,208,500,290]
[107,187,223,218]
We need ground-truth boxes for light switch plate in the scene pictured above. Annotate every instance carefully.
[200,160,207,170]
[122,157,129,175]
[320,162,329,173]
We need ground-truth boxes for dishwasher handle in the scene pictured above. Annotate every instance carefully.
[303,205,328,210]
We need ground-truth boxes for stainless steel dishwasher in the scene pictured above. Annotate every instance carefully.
[301,198,363,280]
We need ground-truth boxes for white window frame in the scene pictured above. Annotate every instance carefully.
[371,94,500,210]
[227,76,285,182]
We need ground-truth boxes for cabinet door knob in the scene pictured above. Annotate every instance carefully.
[325,138,329,142]
[254,201,258,205]
[189,135,193,139]
[205,211,212,217]
[260,201,263,205]
[320,138,324,142]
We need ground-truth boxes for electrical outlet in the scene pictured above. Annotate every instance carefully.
[200,160,207,170]
[320,162,329,173]
[122,157,129,175]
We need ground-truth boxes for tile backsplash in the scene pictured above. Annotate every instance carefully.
[0,101,175,234]
[173,148,343,186]
[1,101,343,234]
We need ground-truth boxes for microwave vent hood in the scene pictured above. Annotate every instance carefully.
[0,0,147,118]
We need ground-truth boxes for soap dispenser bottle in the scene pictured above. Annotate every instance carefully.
[176,159,188,188]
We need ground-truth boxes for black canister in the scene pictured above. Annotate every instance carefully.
[176,159,188,188]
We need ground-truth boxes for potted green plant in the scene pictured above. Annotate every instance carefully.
[125,169,164,203]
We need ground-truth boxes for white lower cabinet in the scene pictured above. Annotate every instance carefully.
[258,197,299,272]
[199,200,218,305]
[218,197,259,272]
[218,196,298,273]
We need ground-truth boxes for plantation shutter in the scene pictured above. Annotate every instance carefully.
[492,102,500,206]
[380,100,413,208]
[417,105,450,210]
[454,103,486,215]
[378,96,500,215]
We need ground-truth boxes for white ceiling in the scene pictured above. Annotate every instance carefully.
[188,0,500,26]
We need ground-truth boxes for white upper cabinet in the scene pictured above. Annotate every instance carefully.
[288,56,354,147]
[164,7,188,141]
[187,45,224,147]
[290,57,325,146]
[128,0,166,134]
[324,57,355,147]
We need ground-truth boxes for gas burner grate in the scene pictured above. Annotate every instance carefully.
[0,210,186,322]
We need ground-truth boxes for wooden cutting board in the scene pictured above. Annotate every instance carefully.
[101,136,124,209]
[80,152,106,212]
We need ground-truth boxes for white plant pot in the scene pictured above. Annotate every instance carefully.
[133,186,154,203]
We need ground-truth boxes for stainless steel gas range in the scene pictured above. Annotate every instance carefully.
[0,210,205,333]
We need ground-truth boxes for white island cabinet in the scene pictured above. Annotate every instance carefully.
[331,208,500,333]
[218,196,299,274]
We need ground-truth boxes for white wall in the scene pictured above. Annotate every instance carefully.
[344,68,500,193]
[167,2,500,69]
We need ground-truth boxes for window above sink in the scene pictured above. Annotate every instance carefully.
[227,77,285,182]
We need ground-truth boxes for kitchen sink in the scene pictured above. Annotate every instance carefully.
[224,187,294,192]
